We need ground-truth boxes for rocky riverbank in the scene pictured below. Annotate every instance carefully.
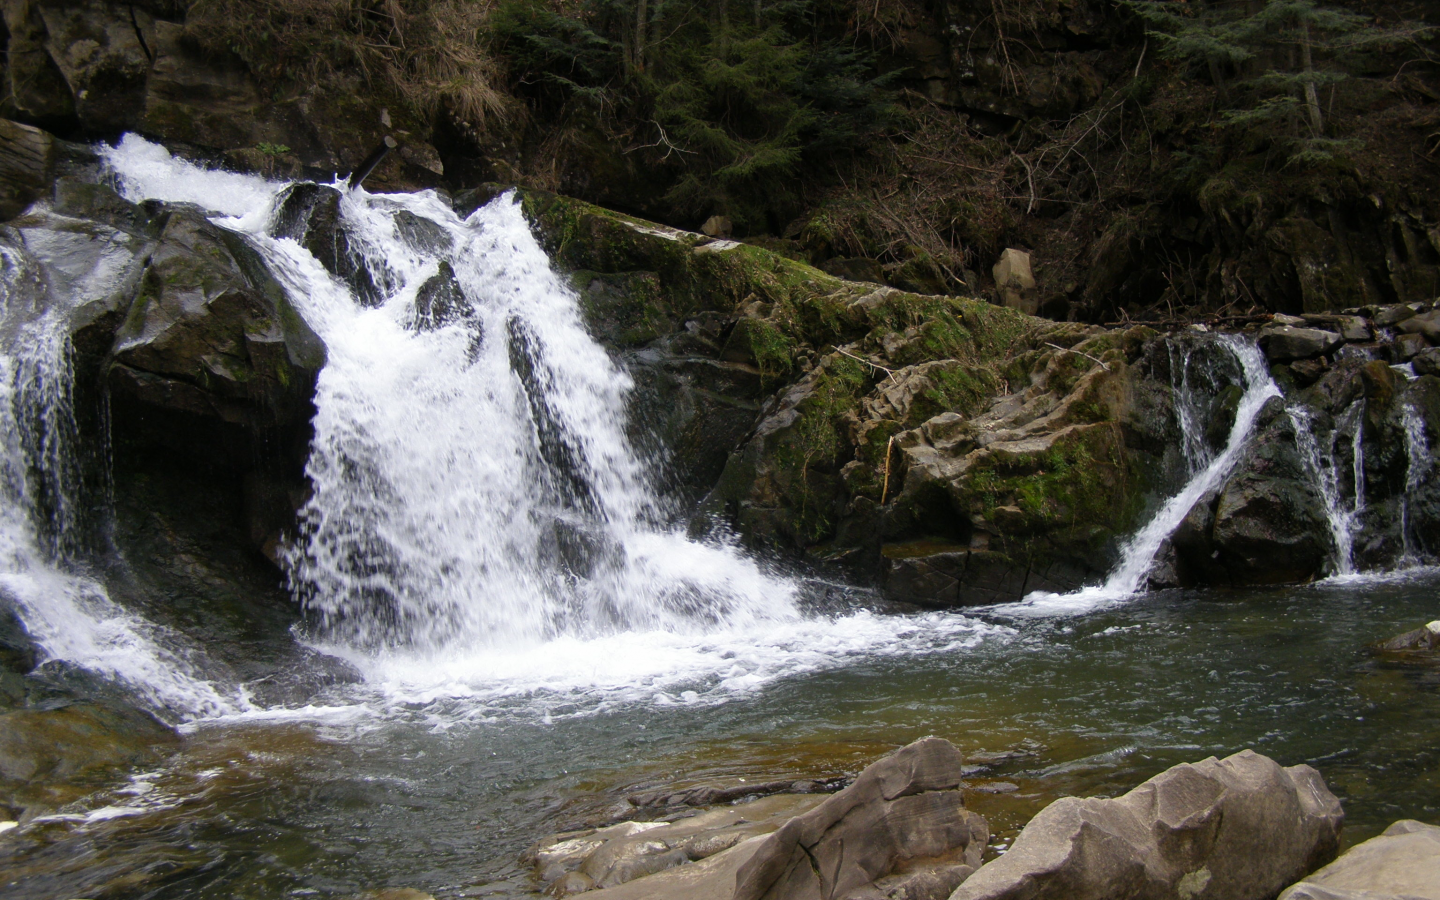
[517,737,1439,900]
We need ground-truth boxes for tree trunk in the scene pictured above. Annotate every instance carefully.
[636,0,648,71]
[1301,21,1324,134]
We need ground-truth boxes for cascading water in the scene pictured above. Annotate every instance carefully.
[0,245,238,719]
[263,188,798,651]
[1287,400,1366,576]
[92,135,1009,716]
[1017,335,1281,612]
[1400,401,1432,564]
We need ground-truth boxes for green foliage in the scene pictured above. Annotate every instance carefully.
[489,0,900,231]
[1126,0,1429,164]
[255,142,291,156]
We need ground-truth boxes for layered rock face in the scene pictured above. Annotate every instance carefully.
[0,0,439,188]
[508,187,1440,600]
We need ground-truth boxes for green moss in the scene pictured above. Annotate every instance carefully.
[960,424,1144,557]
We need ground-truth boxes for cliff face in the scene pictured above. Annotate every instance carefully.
[2,1,1437,325]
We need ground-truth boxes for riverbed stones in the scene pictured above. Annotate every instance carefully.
[733,737,987,900]
[1258,325,1343,362]
[1277,819,1440,900]
[950,749,1342,900]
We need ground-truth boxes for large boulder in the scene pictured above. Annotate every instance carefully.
[950,750,1342,900]
[1277,819,1440,900]
[108,204,325,459]
[1259,325,1343,362]
[1173,399,1330,585]
[732,737,988,900]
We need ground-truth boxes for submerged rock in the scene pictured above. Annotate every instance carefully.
[1277,819,1440,900]
[0,701,179,789]
[951,749,1342,900]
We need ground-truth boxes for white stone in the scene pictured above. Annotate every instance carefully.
[992,248,1038,315]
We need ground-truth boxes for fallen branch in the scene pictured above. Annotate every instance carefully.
[881,435,896,505]
[835,346,896,376]
[1044,341,1110,371]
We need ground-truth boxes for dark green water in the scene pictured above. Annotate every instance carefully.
[2,574,1438,900]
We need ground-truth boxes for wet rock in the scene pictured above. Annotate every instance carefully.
[1414,347,1440,377]
[883,547,1095,607]
[272,182,383,306]
[951,749,1343,900]
[1393,332,1428,361]
[1174,401,1329,585]
[1375,620,1440,653]
[1398,310,1440,344]
[733,737,987,900]
[527,794,825,895]
[1374,303,1428,327]
[394,210,453,254]
[409,261,473,332]
[108,205,326,440]
[1289,358,1328,387]
[0,701,179,787]
[1278,819,1440,900]
[1258,325,1343,362]
[0,118,55,220]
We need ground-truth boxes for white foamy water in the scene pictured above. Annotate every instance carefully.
[91,135,1014,720]
[1009,336,1281,615]
[0,244,243,719]
[1289,399,1366,576]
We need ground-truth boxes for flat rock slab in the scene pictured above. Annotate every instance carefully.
[950,749,1342,900]
[530,793,825,895]
[578,833,772,900]
[1278,819,1440,900]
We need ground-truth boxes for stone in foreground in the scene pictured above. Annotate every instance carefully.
[733,736,987,900]
[1375,620,1440,653]
[1278,819,1440,900]
[950,749,1342,900]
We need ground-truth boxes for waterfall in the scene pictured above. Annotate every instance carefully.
[1018,335,1280,612]
[1287,400,1365,576]
[102,135,798,658]
[0,246,239,719]
[1400,401,1431,564]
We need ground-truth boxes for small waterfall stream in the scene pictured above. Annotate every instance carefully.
[1019,336,1281,612]
[1288,400,1367,576]
[0,247,240,719]
[1400,401,1432,563]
